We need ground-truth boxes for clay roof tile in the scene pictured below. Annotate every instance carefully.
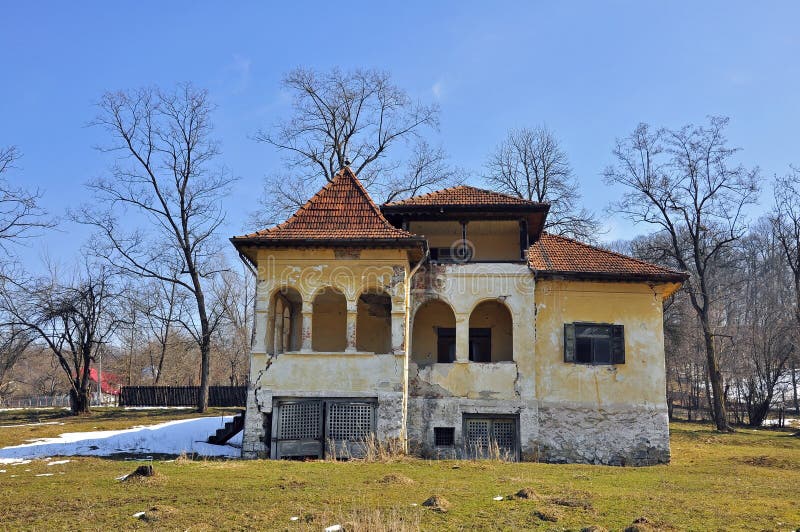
[528,233,688,283]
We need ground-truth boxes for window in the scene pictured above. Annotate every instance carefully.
[468,328,491,362]
[437,327,456,363]
[434,427,455,447]
[564,323,625,365]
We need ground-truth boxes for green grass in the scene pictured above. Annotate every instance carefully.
[1,410,799,531]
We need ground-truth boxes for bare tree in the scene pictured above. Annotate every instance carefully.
[484,126,600,241]
[0,146,49,257]
[771,167,800,414]
[731,222,795,425]
[604,116,759,431]
[0,326,33,405]
[254,67,449,223]
[78,84,232,412]
[0,265,120,414]
[139,279,185,385]
[210,266,254,386]
[381,141,462,203]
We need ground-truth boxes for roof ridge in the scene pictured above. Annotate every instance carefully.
[383,183,542,207]
[239,166,419,241]
[537,232,685,276]
[341,167,403,231]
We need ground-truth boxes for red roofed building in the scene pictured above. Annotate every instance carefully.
[233,167,686,465]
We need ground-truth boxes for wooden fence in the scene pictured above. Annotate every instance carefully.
[119,386,246,407]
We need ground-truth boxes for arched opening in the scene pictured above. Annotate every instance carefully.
[468,300,513,362]
[269,288,302,354]
[411,300,456,364]
[312,287,347,352]
[356,289,392,353]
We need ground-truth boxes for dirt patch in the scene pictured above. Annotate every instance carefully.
[580,526,608,532]
[122,471,166,486]
[550,495,593,510]
[514,487,539,500]
[738,455,794,469]
[532,508,562,522]
[421,495,450,513]
[376,473,415,485]
[623,516,657,532]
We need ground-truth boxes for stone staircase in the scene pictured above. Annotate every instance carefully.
[207,410,245,445]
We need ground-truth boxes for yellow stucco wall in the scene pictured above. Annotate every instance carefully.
[468,220,521,261]
[534,279,677,408]
[469,300,513,362]
[247,246,412,394]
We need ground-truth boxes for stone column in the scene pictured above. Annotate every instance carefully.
[300,301,313,352]
[455,314,469,363]
[346,301,358,352]
[391,309,406,354]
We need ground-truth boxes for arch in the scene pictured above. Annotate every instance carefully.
[312,287,347,352]
[468,300,513,362]
[411,299,456,364]
[268,287,302,354]
[356,288,392,354]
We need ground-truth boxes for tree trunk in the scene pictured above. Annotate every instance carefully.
[69,387,91,415]
[792,361,799,415]
[702,323,732,431]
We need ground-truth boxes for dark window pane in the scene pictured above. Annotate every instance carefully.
[437,327,456,363]
[594,338,611,363]
[469,328,492,362]
[575,337,592,363]
[434,427,455,446]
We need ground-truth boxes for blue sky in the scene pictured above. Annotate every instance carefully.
[1,1,798,267]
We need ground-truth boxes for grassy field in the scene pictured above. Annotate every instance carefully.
[0,409,798,531]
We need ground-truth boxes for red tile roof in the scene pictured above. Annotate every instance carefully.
[528,233,688,283]
[383,185,542,207]
[232,167,421,245]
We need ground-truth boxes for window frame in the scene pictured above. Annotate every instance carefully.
[564,322,625,365]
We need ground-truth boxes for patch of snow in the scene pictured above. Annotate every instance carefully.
[46,460,71,466]
[0,421,65,429]
[0,416,241,460]
[122,407,194,410]
[132,511,146,519]
[0,469,5,473]
[0,459,31,465]
[35,473,53,477]
[763,417,799,427]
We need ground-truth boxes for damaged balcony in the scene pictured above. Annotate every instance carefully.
[409,296,520,401]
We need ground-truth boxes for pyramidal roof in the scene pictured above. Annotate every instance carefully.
[382,185,544,208]
[232,167,421,246]
[528,233,688,283]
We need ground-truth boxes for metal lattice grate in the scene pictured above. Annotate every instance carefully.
[465,419,491,448]
[277,400,322,440]
[327,402,375,441]
[491,419,515,451]
[464,416,517,459]
[434,427,455,446]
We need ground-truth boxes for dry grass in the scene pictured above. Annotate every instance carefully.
[0,412,799,530]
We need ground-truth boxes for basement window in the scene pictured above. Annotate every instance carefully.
[434,427,455,447]
[564,323,625,365]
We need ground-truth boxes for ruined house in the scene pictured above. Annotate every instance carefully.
[231,167,686,465]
